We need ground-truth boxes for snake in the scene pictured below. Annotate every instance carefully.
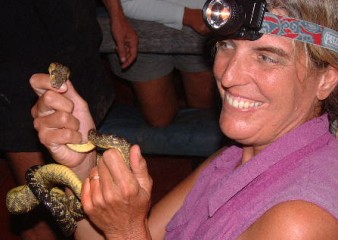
[6,62,132,236]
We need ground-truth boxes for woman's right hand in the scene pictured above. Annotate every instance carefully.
[30,73,96,179]
[82,145,153,240]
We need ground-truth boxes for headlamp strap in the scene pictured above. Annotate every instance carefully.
[260,12,338,53]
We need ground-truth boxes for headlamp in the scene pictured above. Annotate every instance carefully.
[203,0,338,53]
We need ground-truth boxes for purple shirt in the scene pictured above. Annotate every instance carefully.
[166,115,338,239]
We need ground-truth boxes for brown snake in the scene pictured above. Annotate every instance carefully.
[6,62,131,236]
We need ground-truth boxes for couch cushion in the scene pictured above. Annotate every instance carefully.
[99,105,225,157]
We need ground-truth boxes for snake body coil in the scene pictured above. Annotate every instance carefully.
[6,63,132,236]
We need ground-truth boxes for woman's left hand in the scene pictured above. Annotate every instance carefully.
[81,145,153,239]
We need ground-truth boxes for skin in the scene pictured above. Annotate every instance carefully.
[30,21,338,240]
[183,7,211,35]
[132,71,215,127]
[30,77,97,180]
[214,35,335,162]
[238,201,338,240]
[103,0,138,68]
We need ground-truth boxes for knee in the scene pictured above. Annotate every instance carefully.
[144,112,177,128]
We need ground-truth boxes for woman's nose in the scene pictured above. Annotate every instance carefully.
[215,53,249,88]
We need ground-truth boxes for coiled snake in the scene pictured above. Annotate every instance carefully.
[6,63,131,236]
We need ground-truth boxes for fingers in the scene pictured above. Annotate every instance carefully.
[112,22,138,69]
[33,111,82,147]
[83,146,152,208]
[116,37,138,69]
[82,167,100,212]
[98,146,152,192]
[120,35,138,69]
[30,72,86,112]
[30,73,67,96]
[31,89,74,118]
[82,161,116,225]
[31,71,95,143]
[81,148,152,235]
[31,83,83,144]
[129,145,153,192]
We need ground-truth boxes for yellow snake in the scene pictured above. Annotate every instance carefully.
[6,63,131,236]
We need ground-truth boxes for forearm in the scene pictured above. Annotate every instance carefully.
[104,219,152,240]
[75,219,105,240]
[182,7,194,27]
[102,0,126,20]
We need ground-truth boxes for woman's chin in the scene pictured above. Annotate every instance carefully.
[220,122,258,144]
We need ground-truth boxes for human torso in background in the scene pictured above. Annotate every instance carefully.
[120,0,206,30]
[0,0,113,151]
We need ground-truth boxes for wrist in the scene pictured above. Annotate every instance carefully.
[103,0,125,19]
[71,151,97,181]
[105,220,151,240]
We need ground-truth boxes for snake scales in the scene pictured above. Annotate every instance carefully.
[6,63,131,236]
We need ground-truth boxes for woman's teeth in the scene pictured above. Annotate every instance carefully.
[226,94,262,109]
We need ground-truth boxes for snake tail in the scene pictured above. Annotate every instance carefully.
[6,185,40,214]
[19,164,85,236]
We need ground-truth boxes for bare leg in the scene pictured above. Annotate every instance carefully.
[180,71,216,109]
[6,152,59,240]
[132,72,179,127]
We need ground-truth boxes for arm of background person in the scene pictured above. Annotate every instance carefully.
[102,0,138,68]
[148,147,226,239]
[182,8,211,35]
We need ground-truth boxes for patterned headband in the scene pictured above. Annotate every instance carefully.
[261,13,338,53]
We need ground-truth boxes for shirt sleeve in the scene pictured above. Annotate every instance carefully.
[121,0,185,30]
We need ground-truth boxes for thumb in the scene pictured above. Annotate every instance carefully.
[62,81,85,104]
[63,80,96,140]
[129,145,152,193]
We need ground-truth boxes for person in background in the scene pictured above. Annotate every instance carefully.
[0,0,137,239]
[110,0,216,127]
[30,0,338,239]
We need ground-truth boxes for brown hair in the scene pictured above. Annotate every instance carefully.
[267,0,338,126]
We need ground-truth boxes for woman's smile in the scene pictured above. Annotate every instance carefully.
[225,92,263,110]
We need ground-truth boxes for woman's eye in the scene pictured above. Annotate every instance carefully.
[260,54,278,64]
[216,41,234,51]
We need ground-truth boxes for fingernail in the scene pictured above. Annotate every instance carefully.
[59,83,67,91]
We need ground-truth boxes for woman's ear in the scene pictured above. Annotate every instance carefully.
[316,66,338,100]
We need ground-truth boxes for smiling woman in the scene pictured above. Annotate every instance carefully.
[29,0,338,239]
[214,33,326,149]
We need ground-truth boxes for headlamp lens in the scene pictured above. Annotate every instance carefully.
[205,0,232,29]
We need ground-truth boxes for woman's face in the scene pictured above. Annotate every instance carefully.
[214,34,322,150]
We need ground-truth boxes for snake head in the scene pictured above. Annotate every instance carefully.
[88,129,132,168]
[48,62,70,89]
